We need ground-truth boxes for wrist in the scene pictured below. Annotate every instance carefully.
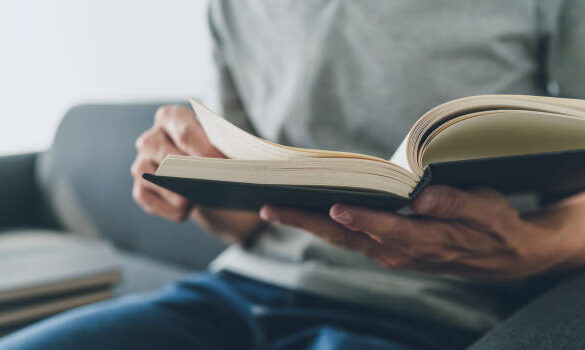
[190,206,264,244]
[527,199,585,272]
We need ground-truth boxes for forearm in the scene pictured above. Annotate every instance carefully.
[525,191,585,271]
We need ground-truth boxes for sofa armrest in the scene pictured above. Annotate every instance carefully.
[0,152,41,228]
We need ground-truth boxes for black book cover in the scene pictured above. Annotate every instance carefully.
[142,174,409,214]
[143,149,585,213]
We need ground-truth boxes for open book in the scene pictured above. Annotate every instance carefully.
[144,95,585,212]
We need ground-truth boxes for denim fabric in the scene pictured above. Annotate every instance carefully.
[0,272,478,350]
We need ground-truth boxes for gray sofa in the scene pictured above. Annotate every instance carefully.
[0,103,226,295]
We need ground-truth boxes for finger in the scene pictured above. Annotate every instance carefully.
[154,105,224,157]
[136,129,185,163]
[329,204,508,265]
[140,177,190,209]
[259,205,381,259]
[410,185,511,222]
[132,181,189,222]
[131,156,189,208]
[329,204,437,247]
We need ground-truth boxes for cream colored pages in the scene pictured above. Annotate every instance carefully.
[190,99,308,160]
[158,155,417,197]
[421,110,585,166]
[189,98,393,163]
[406,95,585,176]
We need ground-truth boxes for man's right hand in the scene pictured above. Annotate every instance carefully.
[131,105,262,243]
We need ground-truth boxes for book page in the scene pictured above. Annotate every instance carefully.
[190,98,309,160]
[421,110,585,166]
[389,135,413,174]
[408,95,585,176]
[158,155,417,197]
[190,98,396,164]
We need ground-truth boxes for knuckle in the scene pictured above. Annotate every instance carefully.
[135,130,150,150]
[164,212,179,222]
[169,211,187,223]
[177,123,195,146]
[176,105,193,117]
[505,239,527,261]
[166,194,188,210]
[155,105,174,123]
[136,129,160,150]
[175,196,189,208]
[130,158,150,177]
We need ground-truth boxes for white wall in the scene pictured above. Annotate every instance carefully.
[0,0,215,154]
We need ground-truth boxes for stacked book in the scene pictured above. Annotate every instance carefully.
[0,231,122,334]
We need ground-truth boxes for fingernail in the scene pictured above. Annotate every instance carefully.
[418,193,436,213]
[259,206,277,222]
[331,205,353,225]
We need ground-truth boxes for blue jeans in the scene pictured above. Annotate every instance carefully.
[0,271,478,350]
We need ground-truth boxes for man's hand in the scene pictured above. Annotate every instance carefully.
[259,186,585,280]
[131,105,262,242]
[131,105,223,221]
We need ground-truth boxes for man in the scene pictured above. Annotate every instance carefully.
[2,1,585,349]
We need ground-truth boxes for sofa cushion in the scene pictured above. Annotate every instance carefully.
[35,103,225,269]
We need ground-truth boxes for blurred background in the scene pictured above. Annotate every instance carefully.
[0,0,215,155]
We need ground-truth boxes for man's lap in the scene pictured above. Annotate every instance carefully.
[0,273,259,350]
[0,272,478,350]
